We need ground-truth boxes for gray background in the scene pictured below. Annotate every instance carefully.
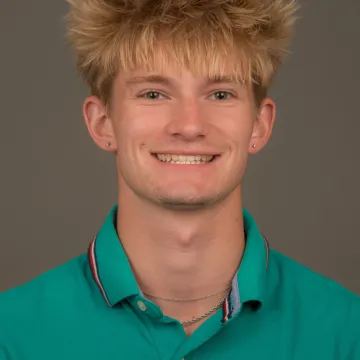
[0,0,359,294]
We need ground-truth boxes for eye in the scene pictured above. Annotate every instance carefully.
[139,91,166,100]
[210,91,234,100]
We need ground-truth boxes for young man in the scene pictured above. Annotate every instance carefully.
[1,0,359,359]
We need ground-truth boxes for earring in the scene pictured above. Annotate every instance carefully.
[252,144,256,149]
[106,141,112,147]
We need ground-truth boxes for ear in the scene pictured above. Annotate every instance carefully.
[248,97,276,154]
[83,96,117,152]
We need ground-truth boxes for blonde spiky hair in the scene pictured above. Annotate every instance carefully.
[66,0,298,107]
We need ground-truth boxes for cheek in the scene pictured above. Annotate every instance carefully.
[124,104,173,138]
[208,108,255,145]
[114,107,167,158]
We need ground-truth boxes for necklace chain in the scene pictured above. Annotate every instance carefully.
[143,285,232,303]
[180,293,229,326]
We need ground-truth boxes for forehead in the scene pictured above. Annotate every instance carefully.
[118,43,250,86]
[120,72,246,91]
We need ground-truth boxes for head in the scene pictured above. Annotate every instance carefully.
[66,0,297,209]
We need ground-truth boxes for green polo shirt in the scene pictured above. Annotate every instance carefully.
[0,206,359,359]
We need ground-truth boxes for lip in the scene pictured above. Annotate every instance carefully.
[150,151,221,156]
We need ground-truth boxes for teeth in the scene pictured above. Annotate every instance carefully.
[155,154,215,164]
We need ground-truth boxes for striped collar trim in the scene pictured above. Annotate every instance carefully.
[222,295,231,323]
[88,236,113,307]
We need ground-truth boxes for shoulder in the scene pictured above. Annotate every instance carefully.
[269,249,360,353]
[0,255,90,336]
[270,249,360,305]
[0,255,89,305]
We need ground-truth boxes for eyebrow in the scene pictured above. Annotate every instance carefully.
[205,75,239,85]
[125,74,240,87]
[125,75,173,87]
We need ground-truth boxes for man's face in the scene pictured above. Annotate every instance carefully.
[105,63,274,209]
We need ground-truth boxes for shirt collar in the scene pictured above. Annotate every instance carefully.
[237,208,269,304]
[88,205,140,306]
[88,205,269,309]
[221,209,269,321]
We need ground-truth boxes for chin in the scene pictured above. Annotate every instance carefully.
[159,200,214,211]
[155,190,223,211]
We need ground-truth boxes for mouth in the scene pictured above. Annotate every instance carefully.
[152,153,217,165]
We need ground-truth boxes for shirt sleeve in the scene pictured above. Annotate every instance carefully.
[345,298,360,360]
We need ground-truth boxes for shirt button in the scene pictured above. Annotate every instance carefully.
[137,300,147,312]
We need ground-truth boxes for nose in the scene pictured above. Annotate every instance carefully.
[164,99,208,141]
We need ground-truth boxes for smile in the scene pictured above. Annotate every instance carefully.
[153,154,216,165]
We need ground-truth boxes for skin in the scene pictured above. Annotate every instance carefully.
[83,60,276,335]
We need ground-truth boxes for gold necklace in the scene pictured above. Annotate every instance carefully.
[181,293,229,326]
[143,285,232,303]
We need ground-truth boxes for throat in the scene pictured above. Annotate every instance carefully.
[133,235,242,306]
[119,208,245,301]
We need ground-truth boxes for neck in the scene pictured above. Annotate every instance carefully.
[117,185,245,334]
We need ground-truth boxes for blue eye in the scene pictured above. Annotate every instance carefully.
[210,91,233,100]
